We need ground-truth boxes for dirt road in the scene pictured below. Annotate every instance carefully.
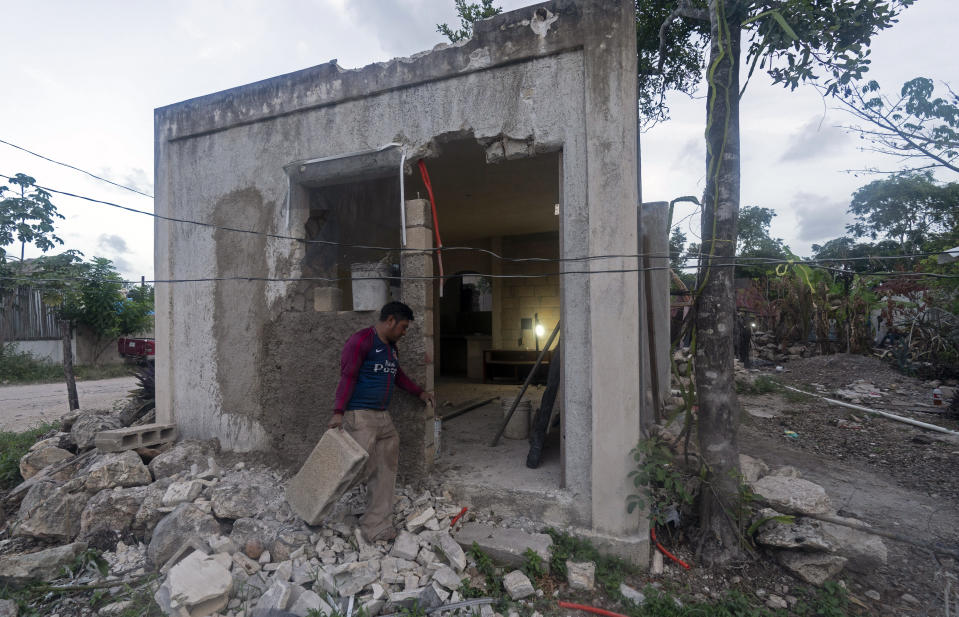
[0,377,136,432]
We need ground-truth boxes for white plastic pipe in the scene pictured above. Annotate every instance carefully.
[781,384,959,437]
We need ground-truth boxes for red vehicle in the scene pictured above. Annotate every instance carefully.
[118,337,155,362]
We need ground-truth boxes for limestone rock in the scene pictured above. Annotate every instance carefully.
[0,542,88,585]
[503,570,535,600]
[229,517,284,559]
[756,514,887,573]
[147,440,219,480]
[391,531,420,561]
[161,480,204,506]
[147,503,221,567]
[132,477,174,539]
[19,446,73,481]
[453,523,552,570]
[84,451,152,492]
[79,485,149,547]
[71,410,122,450]
[738,454,768,483]
[155,551,232,617]
[750,476,832,515]
[16,481,89,541]
[566,561,595,591]
[269,527,312,563]
[776,552,847,586]
[209,471,284,519]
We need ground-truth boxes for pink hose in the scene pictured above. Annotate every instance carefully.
[651,528,692,570]
[558,601,629,617]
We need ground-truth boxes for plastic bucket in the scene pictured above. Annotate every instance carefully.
[351,262,390,311]
[502,398,532,440]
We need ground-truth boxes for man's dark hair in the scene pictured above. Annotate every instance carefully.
[380,301,414,323]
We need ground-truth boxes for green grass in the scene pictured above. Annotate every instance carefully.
[736,375,780,395]
[545,528,638,599]
[0,344,131,385]
[0,421,60,490]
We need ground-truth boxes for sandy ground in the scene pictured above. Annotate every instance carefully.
[0,377,136,432]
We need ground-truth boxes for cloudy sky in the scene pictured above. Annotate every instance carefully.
[1,0,956,281]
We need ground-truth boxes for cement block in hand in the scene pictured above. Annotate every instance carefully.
[286,429,369,525]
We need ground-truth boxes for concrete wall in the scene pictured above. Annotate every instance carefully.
[155,0,644,551]
[8,336,76,365]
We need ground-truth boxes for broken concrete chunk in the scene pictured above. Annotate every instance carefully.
[620,583,646,606]
[232,551,261,575]
[432,565,463,591]
[391,530,420,561]
[406,506,436,532]
[453,523,552,570]
[503,570,535,600]
[333,560,379,597]
[756,514,887,573]
[738,454,768,483]
[566,561,595,591]
[750,476,832,515]
[155,551,232,617]
[286,429,368,525]
[71,410,123,450]
[426,530,467,572]
[289,588,333,617]
[0,598,18,617]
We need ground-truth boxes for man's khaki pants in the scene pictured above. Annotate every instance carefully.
[342,409,399,541]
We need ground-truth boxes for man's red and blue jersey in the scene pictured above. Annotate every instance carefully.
[334,327,423,412]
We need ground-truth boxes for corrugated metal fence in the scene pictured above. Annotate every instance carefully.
[0,286,63,340]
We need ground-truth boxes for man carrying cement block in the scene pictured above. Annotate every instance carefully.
[329,301,435,542]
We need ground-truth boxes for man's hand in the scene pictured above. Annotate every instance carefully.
[419,391,436,407]
[328,413,343,430]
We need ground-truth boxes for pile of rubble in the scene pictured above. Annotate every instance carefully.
[0,408,581,617]
[741,454,888,586]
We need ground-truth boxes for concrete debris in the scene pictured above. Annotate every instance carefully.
[453,523,552,570]
[285,429,368,525]
[0,542,88,585]
[755,510,887,573]
[79,485,149,545]
[566,560,595,591]
[390,530,420,561]
[155,551,232,617]
[406,506,436,532]
[255,579,294,613]
[750,476,832,515]
[619,583,646,605]
[503,570,535,600]
[426,530,468,572]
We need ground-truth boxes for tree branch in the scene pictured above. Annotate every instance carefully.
[657,1,710,75]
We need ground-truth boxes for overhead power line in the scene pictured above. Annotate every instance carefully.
[0,139,154,199]
[2,172,955,271]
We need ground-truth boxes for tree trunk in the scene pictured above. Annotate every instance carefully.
[61,320,79,411]
[693,0,745,564]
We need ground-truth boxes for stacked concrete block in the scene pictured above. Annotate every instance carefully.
[286,429,368,525]
[402,199,436,467]
[94,424,177,453]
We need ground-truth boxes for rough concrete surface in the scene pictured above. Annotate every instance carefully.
[285,428,368,525]
[0,377,136,432]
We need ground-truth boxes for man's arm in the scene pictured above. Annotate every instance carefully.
[396,367,435,406]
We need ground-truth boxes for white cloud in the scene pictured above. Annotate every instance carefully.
[780,115,851,162]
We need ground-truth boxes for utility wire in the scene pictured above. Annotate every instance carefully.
[2,172,954,270]
[0,140,154,199]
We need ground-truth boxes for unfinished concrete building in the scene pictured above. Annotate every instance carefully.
[155,0,646,559]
